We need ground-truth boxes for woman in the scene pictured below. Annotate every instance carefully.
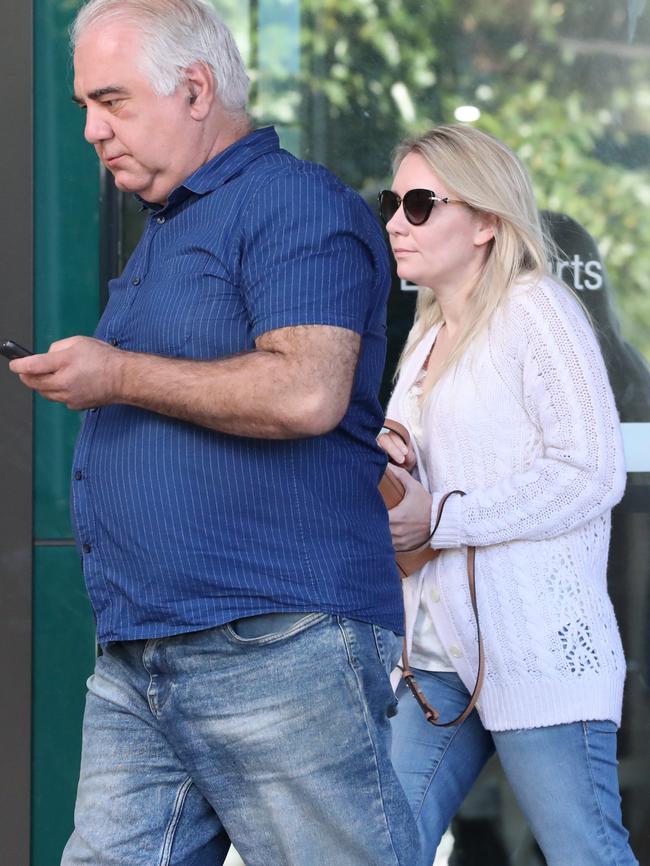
[378,125,637,866]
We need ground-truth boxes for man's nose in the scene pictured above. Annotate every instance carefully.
[84,107,113,145]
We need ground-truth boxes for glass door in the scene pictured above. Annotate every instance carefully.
[106,1,650,862]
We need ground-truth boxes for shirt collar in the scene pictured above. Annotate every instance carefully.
[136,126,281,212]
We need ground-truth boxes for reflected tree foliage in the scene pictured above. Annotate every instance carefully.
[244,0,650,358]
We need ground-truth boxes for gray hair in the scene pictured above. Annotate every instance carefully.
[71,0,250,111]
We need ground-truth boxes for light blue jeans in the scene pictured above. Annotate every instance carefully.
[61,613,417,866]
[392,669,638,866]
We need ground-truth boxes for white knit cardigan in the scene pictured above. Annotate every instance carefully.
[387,277,627,730]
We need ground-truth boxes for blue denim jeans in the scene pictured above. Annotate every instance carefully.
[392,669,638,866]
[61,613,418,866]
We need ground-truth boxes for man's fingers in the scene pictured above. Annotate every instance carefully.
[10,352,65,376]
[19,370,54,384]
[9,336,87,374]
[36,388,67,404]
[49,336,84,353]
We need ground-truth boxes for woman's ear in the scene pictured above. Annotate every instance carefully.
[473,212,498,248]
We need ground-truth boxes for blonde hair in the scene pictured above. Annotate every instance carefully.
[393,125,554,388]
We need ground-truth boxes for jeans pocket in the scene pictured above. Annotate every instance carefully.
[372,625,403,677]
[225,611,330,645]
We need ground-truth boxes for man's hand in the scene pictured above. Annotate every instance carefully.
[9,324,361,438]
[386,464,433,551]
[9,336,125,410]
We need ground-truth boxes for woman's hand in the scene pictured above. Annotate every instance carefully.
[386,464,433,551]
[377,429,416,472]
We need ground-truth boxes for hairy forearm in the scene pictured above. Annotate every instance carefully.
[11,327,359,438]
[115,348,344,438]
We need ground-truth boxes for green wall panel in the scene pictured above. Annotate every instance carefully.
[34,0,101,539]
[32,546,95,866]
[33,3,103,862]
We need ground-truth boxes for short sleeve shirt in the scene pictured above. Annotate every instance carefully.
[71,126,402,643]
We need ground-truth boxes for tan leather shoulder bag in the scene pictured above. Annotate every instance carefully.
[379,418,485,726]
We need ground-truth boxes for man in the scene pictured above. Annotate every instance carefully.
[12,1,416,864]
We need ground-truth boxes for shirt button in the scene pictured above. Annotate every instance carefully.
[132,276,141,286]
[82,543,92,554]
[109,337,119,346]
[74,470,83,481]
[156,216,166,224]
[449,645,462,658]
[430,588,441,603]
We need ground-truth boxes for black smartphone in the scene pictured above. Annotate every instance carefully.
[0,340,34,360]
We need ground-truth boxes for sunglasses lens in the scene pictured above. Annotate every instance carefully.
[379,191,400,224]
[403,189,434,225]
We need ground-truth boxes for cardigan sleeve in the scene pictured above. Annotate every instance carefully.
[428,281,627,549]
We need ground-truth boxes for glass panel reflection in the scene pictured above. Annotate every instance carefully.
[109,2,649,862]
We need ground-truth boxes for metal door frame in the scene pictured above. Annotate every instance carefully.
[0,0,33,862]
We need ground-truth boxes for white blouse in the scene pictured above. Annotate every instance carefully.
[401,369,454,673]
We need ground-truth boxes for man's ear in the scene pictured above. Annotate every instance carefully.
[473,211,498,248]
[184,61,215,119]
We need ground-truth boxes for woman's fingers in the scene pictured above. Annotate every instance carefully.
[378,431,410,465]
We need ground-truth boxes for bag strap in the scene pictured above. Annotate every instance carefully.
[380,418,410,448]
[380,420,485,725]
[399,490,484,725]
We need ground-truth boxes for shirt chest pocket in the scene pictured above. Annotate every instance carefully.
[117,273,251,359]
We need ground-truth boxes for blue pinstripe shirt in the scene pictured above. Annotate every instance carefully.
[71,127,401,643]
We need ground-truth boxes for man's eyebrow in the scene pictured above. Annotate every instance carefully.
[72,85,129,104]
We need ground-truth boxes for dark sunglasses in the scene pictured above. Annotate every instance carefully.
[378,188,466,226]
